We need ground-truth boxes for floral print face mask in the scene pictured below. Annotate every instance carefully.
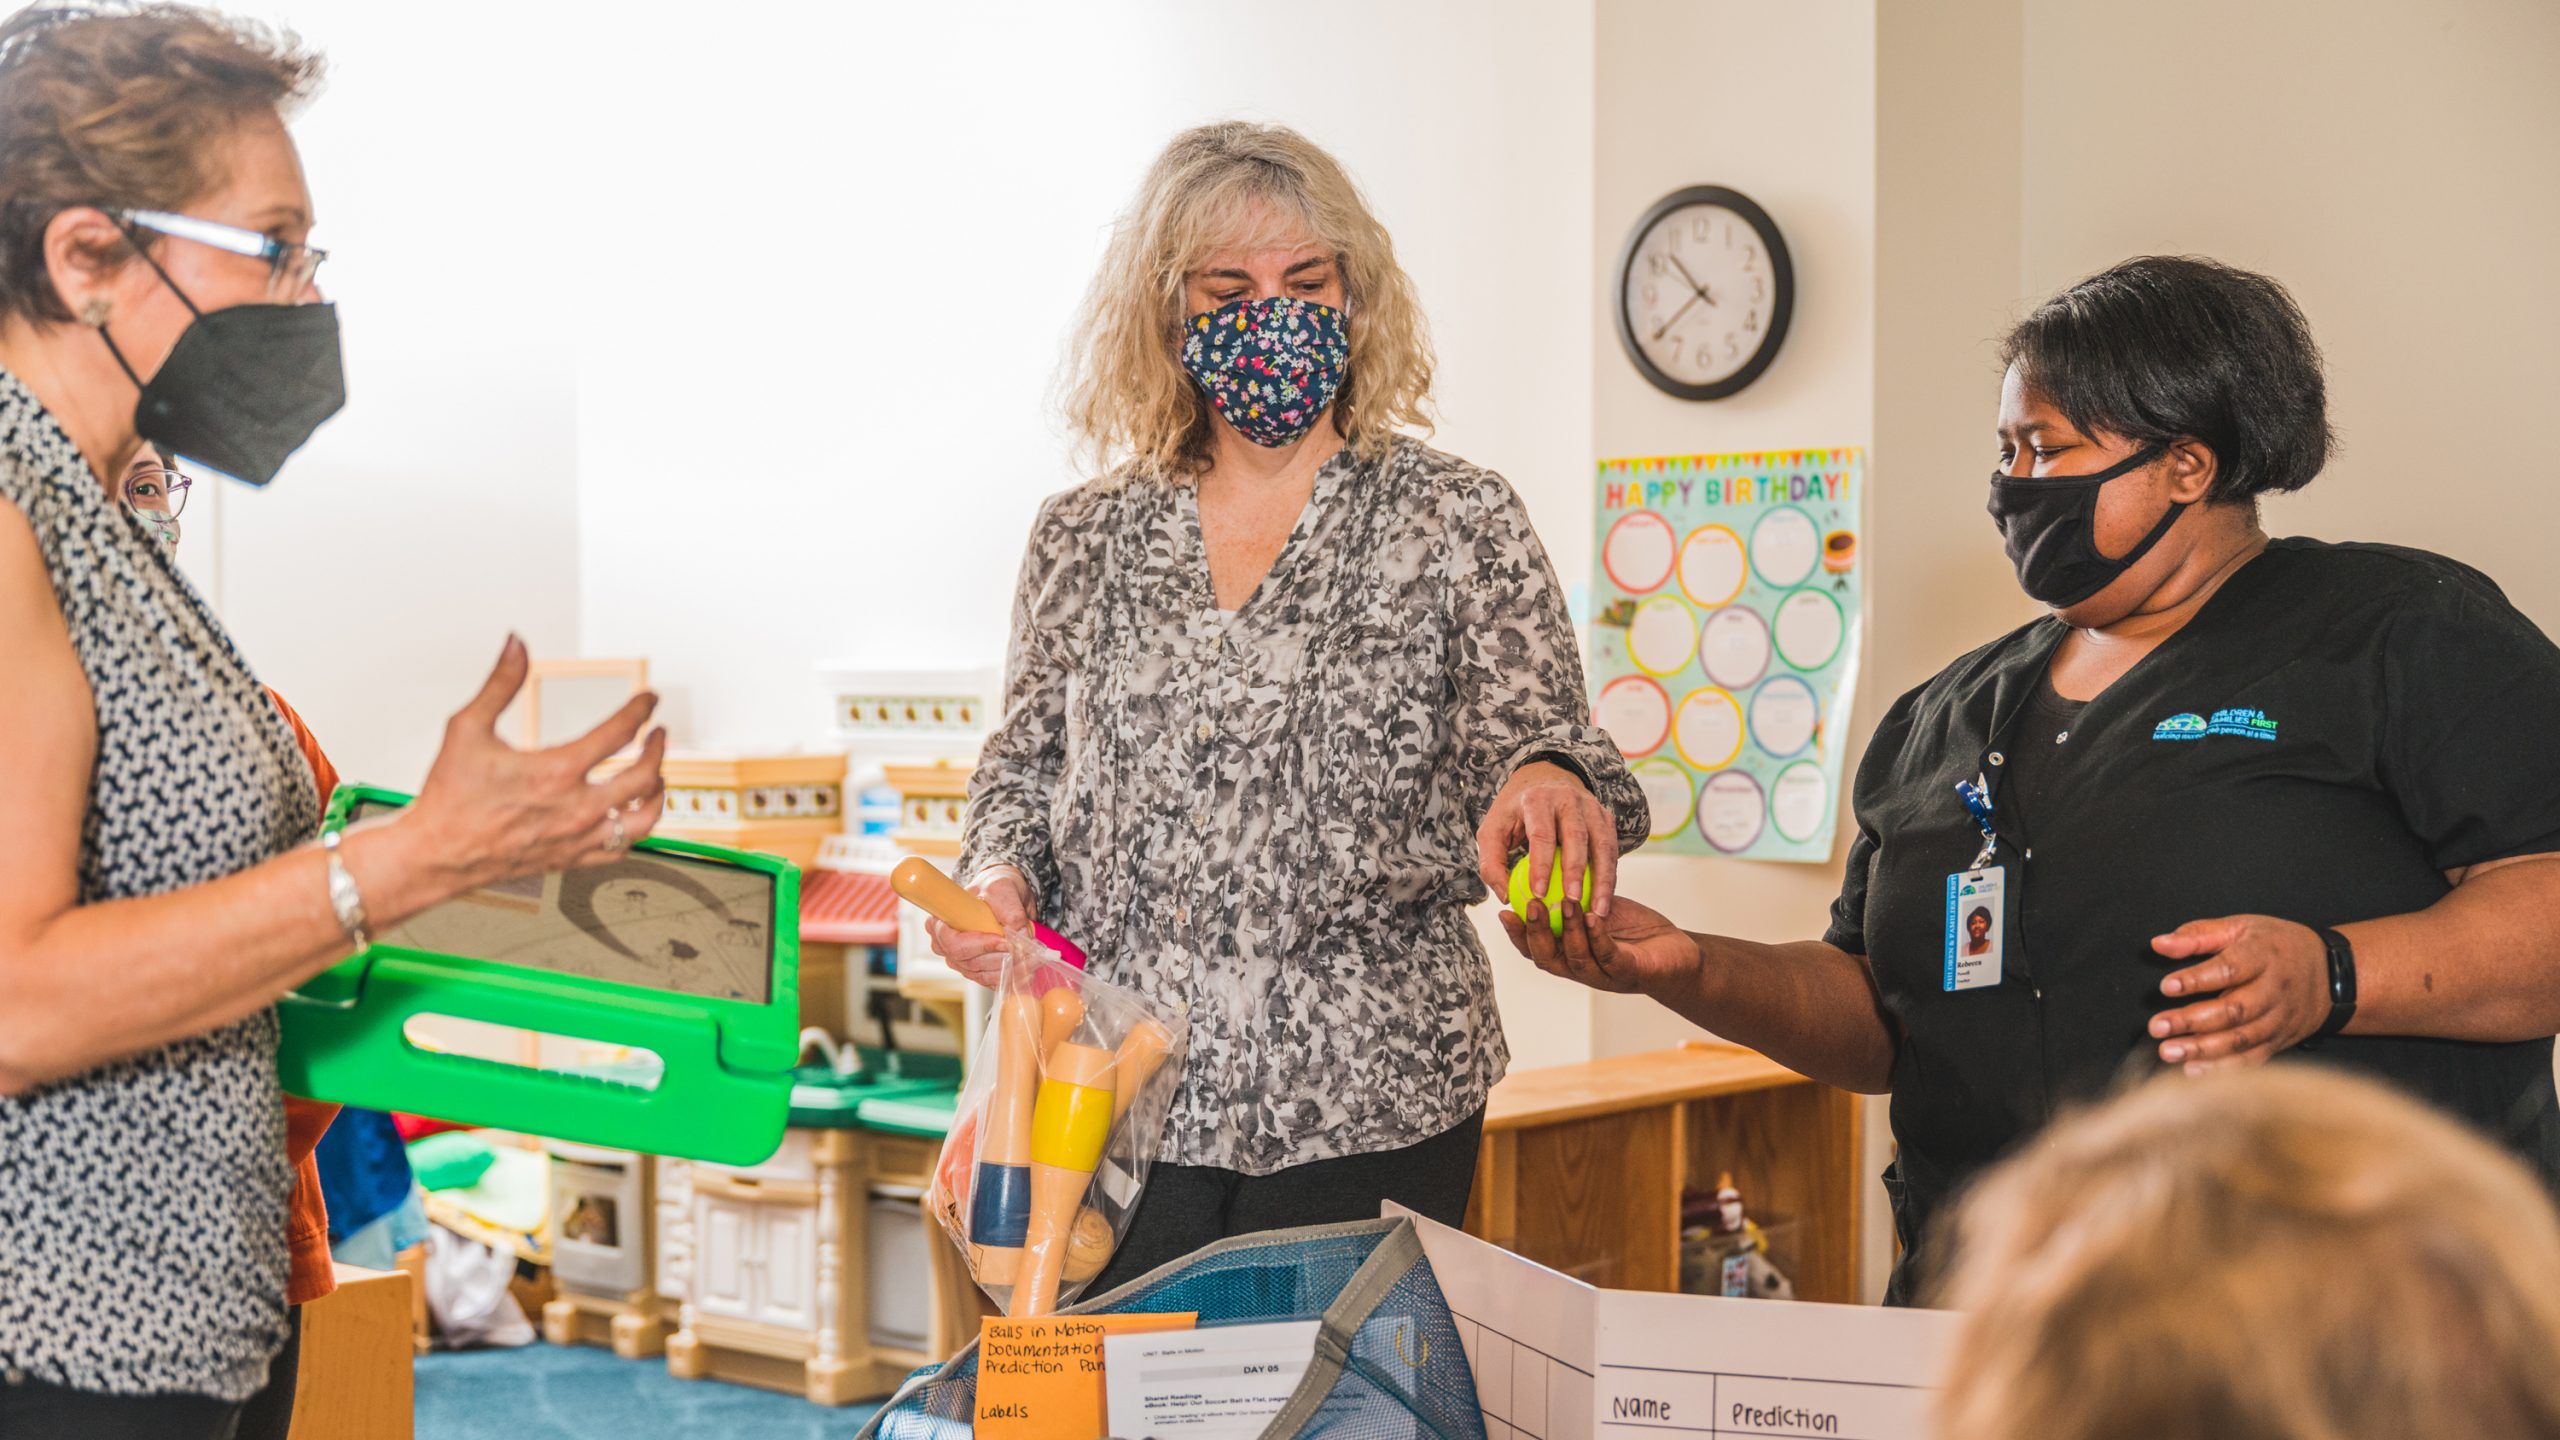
[1178,295,1349,448]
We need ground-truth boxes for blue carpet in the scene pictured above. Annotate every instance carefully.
[416,1344,885,1440]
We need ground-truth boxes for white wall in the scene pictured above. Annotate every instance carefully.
[202,2,586,788]
[1585,0,1879,1060]
[2021,0,2560,629]
[1871,0,2029,1312]
[571,0,1594,737]
[569,1,1603,1064]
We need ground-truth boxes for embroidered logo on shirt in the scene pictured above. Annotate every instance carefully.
[2153,708,2277,742]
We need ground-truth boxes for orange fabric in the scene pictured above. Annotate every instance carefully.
[267,688,344,1308]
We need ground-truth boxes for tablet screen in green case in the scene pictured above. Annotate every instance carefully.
[353,799,775,1004]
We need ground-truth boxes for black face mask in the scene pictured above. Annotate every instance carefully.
[1985,442,2179,609]
[94,252,345,489]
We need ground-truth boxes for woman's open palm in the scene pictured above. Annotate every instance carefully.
[1500,892,1695,997]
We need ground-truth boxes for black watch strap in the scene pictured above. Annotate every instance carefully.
[2309,925,2358,1042]
[1521,749,1591,786]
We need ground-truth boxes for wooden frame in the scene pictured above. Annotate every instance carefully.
[516,657,650,752]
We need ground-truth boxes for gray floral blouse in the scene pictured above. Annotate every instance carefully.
[961,436,1647,1174]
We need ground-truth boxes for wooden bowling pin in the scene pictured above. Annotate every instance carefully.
[1110,1018,1175,1125]
[1094,1018,1176,1211]
[1009,1040,1117,1316]
[1040,986,1086,1060]
[967,991,1042,1285]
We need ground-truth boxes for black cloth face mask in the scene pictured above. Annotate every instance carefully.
[93,244,345,489]
[1986,442,2179,609]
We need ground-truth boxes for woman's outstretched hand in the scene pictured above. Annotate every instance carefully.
[1499,892,1697,997]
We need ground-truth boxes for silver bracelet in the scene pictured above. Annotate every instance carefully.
[321,827,372,951]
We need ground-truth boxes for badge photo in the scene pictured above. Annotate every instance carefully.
[1944,866,2005,992]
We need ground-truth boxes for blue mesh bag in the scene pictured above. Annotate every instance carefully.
[857,1217,1489,1440]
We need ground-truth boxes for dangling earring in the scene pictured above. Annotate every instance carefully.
[79,299,109,328]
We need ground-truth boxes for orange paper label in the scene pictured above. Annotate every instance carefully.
[976,1311,1199,1440]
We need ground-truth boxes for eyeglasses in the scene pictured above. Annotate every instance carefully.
[123,462,191,519]
[115,208,328,302]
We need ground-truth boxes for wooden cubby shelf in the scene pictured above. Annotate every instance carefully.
[1463,1040,1863,1303]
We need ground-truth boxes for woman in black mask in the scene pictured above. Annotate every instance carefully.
[1508,255,2560,1303]
[0,8,666,1434]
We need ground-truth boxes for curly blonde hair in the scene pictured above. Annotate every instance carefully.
[1058,121,1435,481]
[1931,1067,2560,1440]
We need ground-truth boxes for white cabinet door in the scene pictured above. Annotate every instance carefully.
[754,1204,818,1332]
[694,1194,757,1323]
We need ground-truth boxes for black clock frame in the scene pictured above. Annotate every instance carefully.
[1613,184,1795,401]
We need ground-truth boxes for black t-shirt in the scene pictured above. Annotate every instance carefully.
[1999,675,2087,842]
[1829,538,2560,1300]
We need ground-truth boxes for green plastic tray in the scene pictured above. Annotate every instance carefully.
[788,1050,961,1130]
[853,1083,961,1140]
[276,784,800,1166]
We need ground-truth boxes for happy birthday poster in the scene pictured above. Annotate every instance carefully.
[1588,449,1864,862]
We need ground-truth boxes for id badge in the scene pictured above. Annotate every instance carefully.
[1944,866,2005,992]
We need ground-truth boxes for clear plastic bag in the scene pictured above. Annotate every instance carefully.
[926,938,1188,1316]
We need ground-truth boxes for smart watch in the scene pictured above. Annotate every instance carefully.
[2308,925,2358,1043]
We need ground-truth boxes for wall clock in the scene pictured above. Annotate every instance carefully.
[1613,185,1794,400]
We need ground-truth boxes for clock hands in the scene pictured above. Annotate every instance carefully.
[1649,248,1720,342]
[1651,289,1706,341]
[1667,252,1718,310]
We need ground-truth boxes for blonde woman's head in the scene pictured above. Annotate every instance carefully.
[1059,120,1434,480]
[1931,1066,2560,1440]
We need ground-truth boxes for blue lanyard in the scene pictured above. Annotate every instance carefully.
[1954,775,1998,869]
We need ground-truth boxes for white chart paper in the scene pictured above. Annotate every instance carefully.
[1398,1208,1955,1440]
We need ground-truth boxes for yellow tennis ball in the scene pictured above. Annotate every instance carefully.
[1509,855,1596,936]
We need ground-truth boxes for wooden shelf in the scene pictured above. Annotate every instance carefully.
[1485,1043,1808,1130]
[1466,1041,1862,1303]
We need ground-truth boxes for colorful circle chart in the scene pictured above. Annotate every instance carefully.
[1595,674,1673,758]
[1603,510,1677,594]
[1748,674,1820,758]
[1590,452,1864,861]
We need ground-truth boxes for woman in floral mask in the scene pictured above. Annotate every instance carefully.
[936,121,1645,1285]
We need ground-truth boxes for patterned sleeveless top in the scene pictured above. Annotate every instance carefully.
[0,370,318,1401]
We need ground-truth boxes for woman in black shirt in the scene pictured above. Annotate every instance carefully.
[1512,256,2560,1302]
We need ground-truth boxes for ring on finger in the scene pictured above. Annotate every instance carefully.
[605,807,628,853]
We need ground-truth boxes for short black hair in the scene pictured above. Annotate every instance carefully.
[2001,256,2332,504]
[1967,906,1991,930]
